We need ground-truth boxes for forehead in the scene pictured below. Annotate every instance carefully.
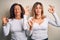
[14,5,21,8]
[36,4,42,7]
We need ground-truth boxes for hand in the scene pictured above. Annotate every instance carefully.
[48,5,55,14]
[28,19,33,30]
[24,6,30,16]
[2,16,9,25]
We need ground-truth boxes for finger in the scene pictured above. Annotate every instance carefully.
[2,17,6,21]
[49,5,54,11]
[2,16,6,18]
[30,20,33,24]
[49,5,55,10]
[28,21,32,26]
[6,18,9,22]
[24,6,29,9]
[49,5,54,8]
[48,8,54,11]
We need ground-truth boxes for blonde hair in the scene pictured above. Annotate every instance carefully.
[31,2,46,19]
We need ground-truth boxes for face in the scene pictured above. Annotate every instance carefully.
[35,4,42,15]
[14,5,22,16]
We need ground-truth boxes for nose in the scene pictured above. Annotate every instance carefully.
[16,9,18,11]
[36,8,39,11]
[16,9,19,12]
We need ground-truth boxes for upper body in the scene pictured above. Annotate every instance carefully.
[27,12,60,40]
[3,18,28,40]
[2,3,28,40]
[25,2,60,40]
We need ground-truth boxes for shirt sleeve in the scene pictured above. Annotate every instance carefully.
[23,15,29,30]
[48,13,60,27]
[23,15,33,36]
[3,22,11,36]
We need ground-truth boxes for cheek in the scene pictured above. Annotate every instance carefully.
[38,9,42,12]
[14,9,22,14]
[35,9,38,13]
[14,10,16,14]
[19,9,22,13]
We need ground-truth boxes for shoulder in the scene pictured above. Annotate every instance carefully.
[8,19,15,24]
[44,16,50,21]
[20,18,24,22]
[8,19,13,22]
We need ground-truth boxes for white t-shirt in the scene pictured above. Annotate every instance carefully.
[28,13,60,40]
[3,17,28,40]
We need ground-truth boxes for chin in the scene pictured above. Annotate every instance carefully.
[36,13,41,15]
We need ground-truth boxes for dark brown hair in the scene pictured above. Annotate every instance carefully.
[9,3,25,19]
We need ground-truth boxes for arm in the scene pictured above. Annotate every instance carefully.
[23,6,33,36]
[48,13,60,27]
[23,15,29,30]
[48,5,60,27]
[23,15,33,36]
[3,22,11,36]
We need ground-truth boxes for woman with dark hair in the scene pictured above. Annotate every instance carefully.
[25,2,60,40]
[9,3,24,19]
[2,3,28,40]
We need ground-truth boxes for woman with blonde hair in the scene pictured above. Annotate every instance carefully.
[25,2,60,40]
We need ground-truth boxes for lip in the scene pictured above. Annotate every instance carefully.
[16,12,19,13]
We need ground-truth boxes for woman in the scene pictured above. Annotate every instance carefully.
[2,3,28,40]
[25,2,60,40]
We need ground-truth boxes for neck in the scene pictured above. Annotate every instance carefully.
[35,14,41,19]
[15,15,21,20]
